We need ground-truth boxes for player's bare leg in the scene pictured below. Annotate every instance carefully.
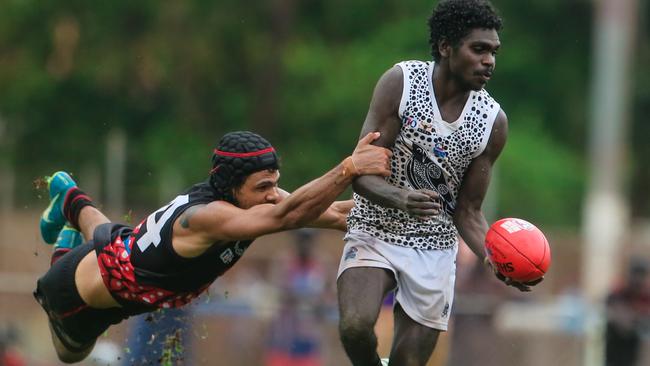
[77,205,110,240]
[387,303,440,366]
[38,172,110,362]
[72,204,117,309]
[338,267,396,366]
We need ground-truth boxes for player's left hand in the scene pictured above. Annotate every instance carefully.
[350,132,392,177]
[484,257,544,292]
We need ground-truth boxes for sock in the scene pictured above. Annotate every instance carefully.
[63,187,95,231]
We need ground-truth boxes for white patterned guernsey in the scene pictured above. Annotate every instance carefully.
[347,60,501,250]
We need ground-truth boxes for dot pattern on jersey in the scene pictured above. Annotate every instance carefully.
[347,60,499,250]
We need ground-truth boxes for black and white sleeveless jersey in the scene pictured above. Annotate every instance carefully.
[347,60,501,250]
[129,182,253,292]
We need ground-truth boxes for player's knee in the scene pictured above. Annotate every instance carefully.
[339,314,376,343]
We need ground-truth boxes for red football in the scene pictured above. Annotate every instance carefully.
[484,218,551,282]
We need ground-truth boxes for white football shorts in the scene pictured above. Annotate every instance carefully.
[337,229,458,330]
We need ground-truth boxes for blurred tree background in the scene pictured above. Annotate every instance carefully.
[0,0,647,227]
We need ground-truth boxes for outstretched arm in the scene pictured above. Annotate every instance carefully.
[307,199,354,231]
[277,188,353,231]
[189,132,392,242]
[353,66,441,218]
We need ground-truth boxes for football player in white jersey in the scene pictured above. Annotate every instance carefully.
[337,1,541,365]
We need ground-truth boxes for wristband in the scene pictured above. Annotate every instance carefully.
[343,156,359,176]
[336,156,358,185]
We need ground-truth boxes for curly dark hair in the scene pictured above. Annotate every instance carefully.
[428,0,502,61]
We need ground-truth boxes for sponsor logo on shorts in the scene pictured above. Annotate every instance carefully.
[234,241,246,256]
[344,247,358,260]
[441,302,450,318]
[220,248,234,264]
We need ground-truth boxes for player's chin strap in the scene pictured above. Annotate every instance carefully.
[483,257,543,292]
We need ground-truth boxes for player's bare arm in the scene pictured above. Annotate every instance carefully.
[352,66,442,218]
[275,189,353,231]
[453,110,538,291]
[307,199,354,231]
[177,132,391,245]
[454,109,507,261]
[174,182,352,258]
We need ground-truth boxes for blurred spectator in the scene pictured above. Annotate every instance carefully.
[123,308,191,366]
[88,340,123,366]
[605,258,650,366]
[264,229,334,366]
[0,324,25,366]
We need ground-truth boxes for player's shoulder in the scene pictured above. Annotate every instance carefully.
[476,88,507,124]
[184,181,220,201]
[394,59,431,69]
[476,88,500,105]
[205,199,237,213]
[204,199,277,216]
[373,65,404,103]
[495,108,508,126]
[181,200,239,234]
[392,60,430,79]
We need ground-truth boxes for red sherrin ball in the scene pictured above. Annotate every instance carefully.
[484,218,551,282]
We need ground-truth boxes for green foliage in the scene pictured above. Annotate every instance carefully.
[3,0,644,227]
[498,115,585,227]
